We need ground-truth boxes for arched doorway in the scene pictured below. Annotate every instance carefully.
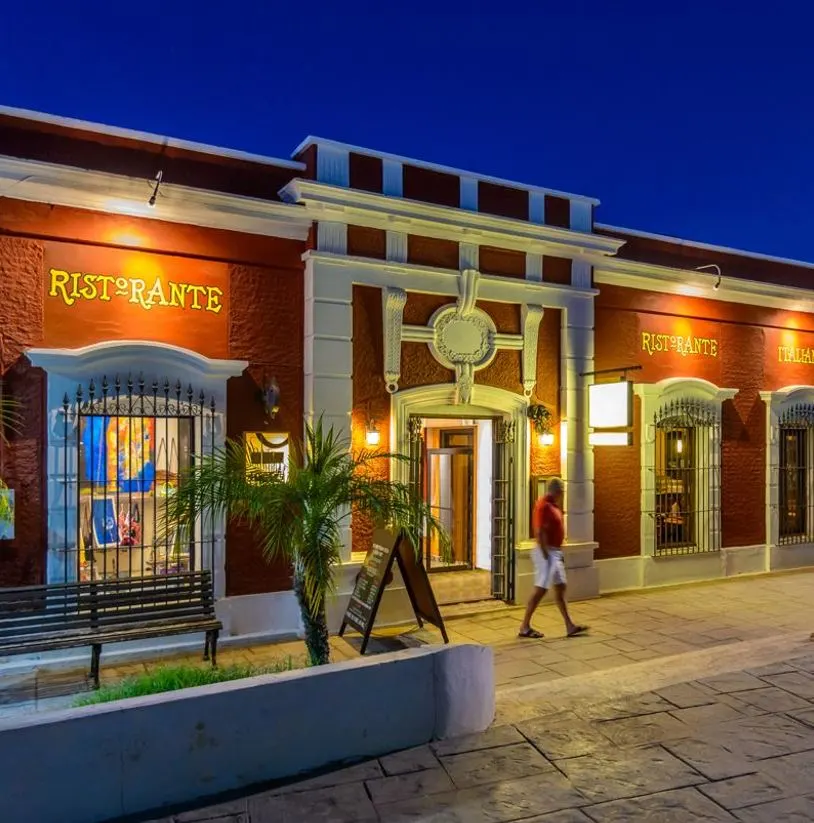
[390,384,529,604]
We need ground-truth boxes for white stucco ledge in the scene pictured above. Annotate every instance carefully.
[0,642,494,823]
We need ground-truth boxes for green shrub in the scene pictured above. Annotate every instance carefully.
[75,658,302,706]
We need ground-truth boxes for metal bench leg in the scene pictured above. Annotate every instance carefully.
[90,644,102,690]
[203,633,210,662]
[208,630,219,669]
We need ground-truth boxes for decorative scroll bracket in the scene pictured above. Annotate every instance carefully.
[382,287,407,394]
[521,304,545,398]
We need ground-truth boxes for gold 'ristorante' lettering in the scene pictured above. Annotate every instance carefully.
[641,331,718,358]
[778,345,814,365]
[48,269,223,314]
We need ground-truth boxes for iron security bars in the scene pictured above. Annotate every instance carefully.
[778,404,814,545]
[59,375,217,584]
[649,398,720,557]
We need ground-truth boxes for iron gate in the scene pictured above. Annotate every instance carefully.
[648,397,719,557]
[56,374,217,584]
[491,418,516,602]
[778,403,814,544]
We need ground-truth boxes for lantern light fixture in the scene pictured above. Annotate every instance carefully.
[695,263,722,291]
[148,170,163,208]
[538,431,555,447]
[365,419,381,447]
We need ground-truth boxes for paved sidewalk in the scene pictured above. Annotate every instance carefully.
[2,569,814,716]
[144,633,814,822]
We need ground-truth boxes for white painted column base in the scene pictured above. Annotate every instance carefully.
[514,541,600,606]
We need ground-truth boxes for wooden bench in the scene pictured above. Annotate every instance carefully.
[0,570,221,688]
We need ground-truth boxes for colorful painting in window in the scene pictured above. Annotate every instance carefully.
[81,416,156,493]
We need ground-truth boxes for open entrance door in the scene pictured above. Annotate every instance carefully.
[491,418,516,602]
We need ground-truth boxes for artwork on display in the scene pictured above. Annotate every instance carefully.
[244,432,290,481]
[91,498,119,548]
[81,416,156,492]
[0,488,14,540]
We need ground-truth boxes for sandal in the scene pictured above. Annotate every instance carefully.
[567,625,588,637]
[518,628,544,639]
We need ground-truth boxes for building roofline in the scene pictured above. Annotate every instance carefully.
[596,222,814,272]
[0,105,306,171]
[292,136,600,206]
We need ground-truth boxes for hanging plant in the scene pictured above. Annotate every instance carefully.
[527,403,553,435]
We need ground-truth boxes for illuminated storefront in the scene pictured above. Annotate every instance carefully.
[3,105,814,652]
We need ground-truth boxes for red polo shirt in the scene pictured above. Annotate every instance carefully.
[532,494,564,548]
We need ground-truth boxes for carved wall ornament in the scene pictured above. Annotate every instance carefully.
[385,268,545,406]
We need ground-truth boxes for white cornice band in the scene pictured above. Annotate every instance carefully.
[0,155,311,241]
[283,180,623,261]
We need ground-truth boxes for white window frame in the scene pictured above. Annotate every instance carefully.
[635,378,737,557]
[761,386,814,550]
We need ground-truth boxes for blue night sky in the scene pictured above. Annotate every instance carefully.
[2,2,813,261]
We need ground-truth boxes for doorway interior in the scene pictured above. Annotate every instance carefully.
[421,417,494,605]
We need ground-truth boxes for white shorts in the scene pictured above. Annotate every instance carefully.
[531,547,567,590]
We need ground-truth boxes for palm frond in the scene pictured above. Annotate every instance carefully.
[0,382,24,445]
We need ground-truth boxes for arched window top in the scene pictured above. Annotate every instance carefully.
[655,396,719,428]
[779,402,814,428]
[636,377,738,407]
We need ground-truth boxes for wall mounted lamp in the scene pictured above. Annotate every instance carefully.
[695,263,722,291]
[148,170,164,208]
[258,374,280,419]
[538,431,555,447]
[365,418,381,447]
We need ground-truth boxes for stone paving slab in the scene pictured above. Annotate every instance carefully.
[134,633,814,823]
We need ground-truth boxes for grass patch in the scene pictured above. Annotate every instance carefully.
[75,657,302,706]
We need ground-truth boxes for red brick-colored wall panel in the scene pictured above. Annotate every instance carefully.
[401,343,452,388]
[544,195,570,229]
[407,235,459,270]
[598,227,814,291]
[0,198,304,270]
[403,293,520,336]
[0,117,296,202]
[594,285,769,555]
[347,226,387,259]
[594,397,642,559]
[478,350,523,395]
[0,236,46,587]
[478,301,521,335]
[530,308,562,487]
[543,256,572,285]
[349,153,383,194]
[478,182,529,220]
[295,145,317,180]
[479,246,526,279]
[403,166,459,208]
[226,263,304,596]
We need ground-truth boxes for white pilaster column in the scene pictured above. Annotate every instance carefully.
[304,257,354,559]
[560,295,595,544]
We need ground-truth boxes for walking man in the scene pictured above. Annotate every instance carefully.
[518,477,587,639]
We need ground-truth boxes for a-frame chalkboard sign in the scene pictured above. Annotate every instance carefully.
[338,528,449,654]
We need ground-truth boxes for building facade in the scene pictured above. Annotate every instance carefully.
[1,106,812,646]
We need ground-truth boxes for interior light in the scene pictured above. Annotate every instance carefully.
[676,437,683,454]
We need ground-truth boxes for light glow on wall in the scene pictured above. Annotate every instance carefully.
[588,381,632,429]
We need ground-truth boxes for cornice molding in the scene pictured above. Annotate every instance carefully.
[283,180,624,260]
[595,258,814,311]
[303,250,599,310]
[0,155,311,241]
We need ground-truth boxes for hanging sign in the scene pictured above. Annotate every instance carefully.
[339,528,448,654]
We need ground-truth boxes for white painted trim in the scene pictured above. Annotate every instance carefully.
[303,251,599,310]
[292,136,600,205]
[389,383,530,546]
[26,341,246,600]
[635,378,738,559]
[0,155,311,240]
[596,222,814,272]
[27,340,248,381]
[594,259,814,310]
[760,385,814,551]
[0,105,306,170]
[282,180,622,259]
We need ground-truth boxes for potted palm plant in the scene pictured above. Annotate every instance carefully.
[166,417,450,666]
[0,381,23,540]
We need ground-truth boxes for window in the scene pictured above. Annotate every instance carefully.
[778,405,814,544]
[650,398,719,557]
[56,378,217,583]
